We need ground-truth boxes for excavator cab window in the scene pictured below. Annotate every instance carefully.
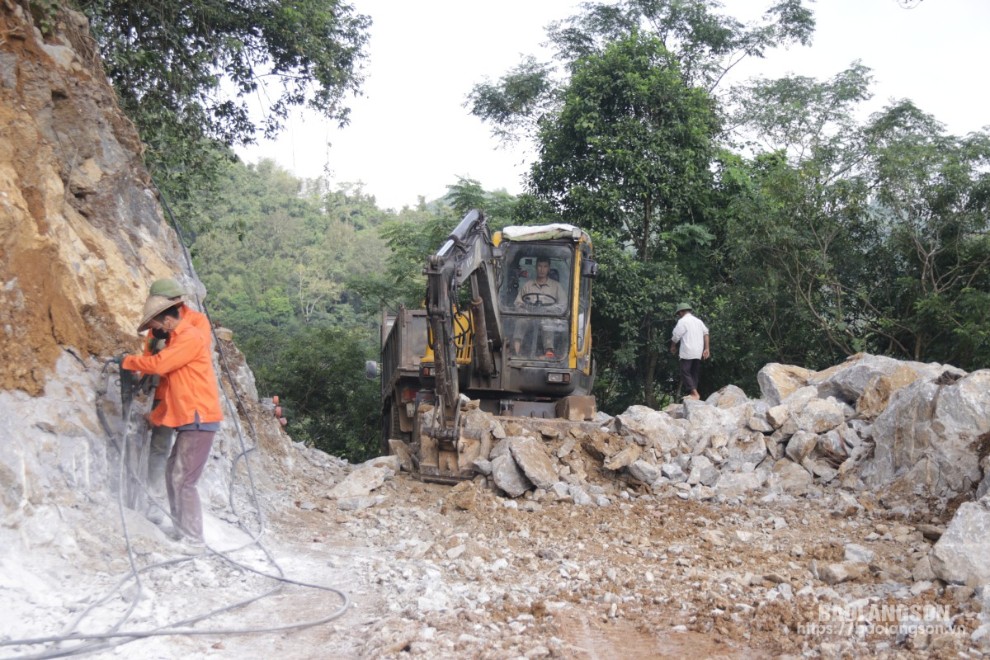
[500,245,572,359]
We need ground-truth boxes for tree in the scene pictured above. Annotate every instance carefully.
[720,65,877,366]
[469,0,814,144]
[721,68,990,372]
[529,33,719,406]
[468,1,817,405]
[256,327,380,461]
[76,0,370,227]
[864,103,990,367]
[192,159,387,371]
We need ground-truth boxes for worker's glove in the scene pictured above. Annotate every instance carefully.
[107,353,127,366]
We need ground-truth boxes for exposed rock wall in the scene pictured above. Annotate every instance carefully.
[1,1,179,396]
[0,3,304,537]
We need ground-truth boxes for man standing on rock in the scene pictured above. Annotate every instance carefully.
[141,278,210,524]
[670,302,710,400]
[119,294,222,550]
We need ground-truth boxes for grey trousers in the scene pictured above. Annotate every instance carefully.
[165,430,215,542]
[147,423,174,499]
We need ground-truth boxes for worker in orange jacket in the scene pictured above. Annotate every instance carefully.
[121,294,222,549]
[141,278,211,524]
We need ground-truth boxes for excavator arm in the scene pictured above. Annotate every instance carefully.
[423,210,503,439]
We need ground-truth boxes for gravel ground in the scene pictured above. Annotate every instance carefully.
[2,437,986,660]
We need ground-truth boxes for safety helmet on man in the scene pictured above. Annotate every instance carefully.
[674,302,693,314]
[149,278,186,299]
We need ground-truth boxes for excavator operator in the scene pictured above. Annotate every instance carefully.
[512,255,566,357]
[514,256,565,312]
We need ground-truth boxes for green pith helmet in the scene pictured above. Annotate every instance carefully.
[138,295,181,333]
[674,302,693,314]
[149,278,186,299]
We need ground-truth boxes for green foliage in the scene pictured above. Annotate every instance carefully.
[79,0,369,142]
[28,0,60,36]
[863,104,990,367]
[525,32,721,405]
[717,72,990,373]
[190,162,534,457]
[589,234,687,410]
[254,326,380,460]
[76,0,370,234]
[355,183,527,313]
[192,159,387,375]
[533,34,718,259]
[469,0,815,143]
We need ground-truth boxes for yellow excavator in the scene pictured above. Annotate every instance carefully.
[377,209,598,483]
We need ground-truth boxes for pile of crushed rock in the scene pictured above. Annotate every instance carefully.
[330,353,990,629]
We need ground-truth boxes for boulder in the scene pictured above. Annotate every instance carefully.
[770,459,813,494]
[627,460,661,485]
[792,397,847,434]
[757,363,811,406]
[708,384,749,409]
[661,462,688,483]
[766,405,789,430]
[604,443,642,471]
[818,428,849,459]
[328,464,392,500]
[930,498,990,587]
[784,431,818,464]
[714,471,765,498]
[814,561,869,585]
[865,370,990,503]
[508,437,558,489]
[568,483,594,506]
[810,353,919,404]
[614,405,684,452]
[491,453,532,497]
[856,366,924,419]
[844,543,875,564]
[687,454,719,487]
[581,432,627,461]
[449,481,479,511]
[387,439,415,473]
[725,432,767,470]
[684,405,744,453]
[802,457,838,483]
[747,413,774,433]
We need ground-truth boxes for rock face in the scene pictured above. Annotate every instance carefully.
[0,5,185,397]
[0,4,301,543]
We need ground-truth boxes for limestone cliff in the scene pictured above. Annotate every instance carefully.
[0,2,185,396]
[0,1,303,534]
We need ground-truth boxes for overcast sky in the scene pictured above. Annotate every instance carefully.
[236,0,990,211]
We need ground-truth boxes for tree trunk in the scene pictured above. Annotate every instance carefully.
[643,322,657,408]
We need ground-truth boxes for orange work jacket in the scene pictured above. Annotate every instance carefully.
[142,305,211,403]
[124,313,222,428]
